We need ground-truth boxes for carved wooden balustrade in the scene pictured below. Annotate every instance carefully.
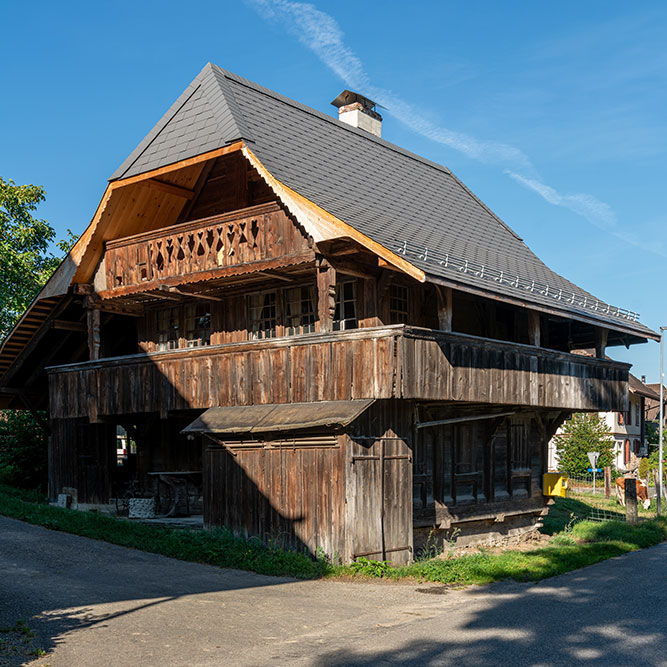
[103,202,311,293]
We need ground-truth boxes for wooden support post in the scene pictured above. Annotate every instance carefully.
[435,286,453,332]
[625,478,638,525]
[528,311,540,347]
[595,328,608,358]
[316,258,336,333]
[86,302,101,361]
[604,466,611,499]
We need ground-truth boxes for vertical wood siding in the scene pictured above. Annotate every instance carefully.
[49,326,629,420]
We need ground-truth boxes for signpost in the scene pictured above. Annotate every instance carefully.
[587,452,600,495]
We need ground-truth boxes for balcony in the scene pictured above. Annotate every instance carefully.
[100,202,315,298]
[47,326,629,420]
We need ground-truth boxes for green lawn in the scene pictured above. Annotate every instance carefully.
[0,484,665,587]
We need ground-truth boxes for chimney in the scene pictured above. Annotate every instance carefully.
[331,90,382,137]
[642,375,647,384]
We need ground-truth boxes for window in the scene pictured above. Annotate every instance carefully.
[334,281,357,331]
[635,402,640,427]
[157,307,180,351]
[389,285,409,324]
[185,303,211,347]
[248,291,277,340]
[284,286,316,335]
[617,412,624,426]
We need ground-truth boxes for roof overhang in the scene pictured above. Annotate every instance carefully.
[182,399,375,436]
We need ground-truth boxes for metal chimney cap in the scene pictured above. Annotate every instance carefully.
[331,90,378,111]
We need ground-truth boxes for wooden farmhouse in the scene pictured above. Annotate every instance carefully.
[0,64,658,562]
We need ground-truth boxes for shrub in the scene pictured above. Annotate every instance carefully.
[554,413,615,476]
[0,411,48,490]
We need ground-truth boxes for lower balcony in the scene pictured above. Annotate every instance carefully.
[47,325,629,420]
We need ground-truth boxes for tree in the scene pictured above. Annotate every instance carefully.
[554,413,615,476]
[0,178,77,490]
[0,411,48,489]
[0,177,76,338]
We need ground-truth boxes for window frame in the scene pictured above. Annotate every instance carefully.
[247,290,278,340]
[333,279,358,331]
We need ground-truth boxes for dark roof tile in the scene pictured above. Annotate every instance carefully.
[108,63,654,339]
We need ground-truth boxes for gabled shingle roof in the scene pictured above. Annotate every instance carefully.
[110,63,656,340]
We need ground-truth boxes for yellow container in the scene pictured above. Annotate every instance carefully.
[543,472,568,497]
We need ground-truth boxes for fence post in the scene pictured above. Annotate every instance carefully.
[625,478,638,526]
[604,466,611,499]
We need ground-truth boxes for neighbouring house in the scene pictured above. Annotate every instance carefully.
[644,383,667,426]
[547,373,660,472]
[0,64,658,562]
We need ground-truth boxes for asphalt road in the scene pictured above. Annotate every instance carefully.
[0,516,665,666]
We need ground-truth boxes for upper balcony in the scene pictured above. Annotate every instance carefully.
[47,325,629,420]
[100,202,315,298]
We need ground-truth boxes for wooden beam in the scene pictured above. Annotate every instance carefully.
[256,270,295,283]
[436,285,453,333]
[51,319,87,333]
[86,302,101,361]
[0,296,73,386]
[165,287,225,302]
[528,310,541,347]
[595,328,608,358]
[316,258,337,333]
[154,286,185,301]
[329,258,377,280]
[111,142,244,189]
[96,250,316,300]
[243,145,425,282]
[416,411,516,429]
[177,158,216,223]
[141,179,194,200]
[96,302,144,318]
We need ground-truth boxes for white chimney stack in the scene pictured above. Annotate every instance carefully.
[331,90,382,137]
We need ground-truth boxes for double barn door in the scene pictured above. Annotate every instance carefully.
[346,437,413,565]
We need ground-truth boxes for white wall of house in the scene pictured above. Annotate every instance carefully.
[548,392,647,472]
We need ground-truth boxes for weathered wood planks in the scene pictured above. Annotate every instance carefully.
[48,325,629,420]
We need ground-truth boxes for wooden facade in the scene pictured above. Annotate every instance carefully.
[0,98,642,563]
[48,326,627,420]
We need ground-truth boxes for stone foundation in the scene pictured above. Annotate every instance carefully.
[414,511,544,555]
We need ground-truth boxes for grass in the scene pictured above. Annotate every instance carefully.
[0,484,327,579]
[0,483,665,587]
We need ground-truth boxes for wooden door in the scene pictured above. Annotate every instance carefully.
[346,437,413,565]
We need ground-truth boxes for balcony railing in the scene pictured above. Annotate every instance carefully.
[47,325,630,420]
[102,202,313,294]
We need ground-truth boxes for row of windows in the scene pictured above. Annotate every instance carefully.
[154,283,411,350]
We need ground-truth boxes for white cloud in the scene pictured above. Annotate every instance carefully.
[247,0,664,256]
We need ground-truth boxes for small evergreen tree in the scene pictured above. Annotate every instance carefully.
[554,413,615,476]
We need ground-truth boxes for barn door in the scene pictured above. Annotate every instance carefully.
[346,437,413,565]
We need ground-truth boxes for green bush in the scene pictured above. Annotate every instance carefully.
[554,413,615,476]
[0,411,48,490]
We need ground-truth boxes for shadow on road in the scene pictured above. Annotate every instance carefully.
[317,546,667,666]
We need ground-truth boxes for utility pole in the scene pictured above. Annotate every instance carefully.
[659,327,665,516]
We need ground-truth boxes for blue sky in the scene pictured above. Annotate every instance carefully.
[2,1,665,380]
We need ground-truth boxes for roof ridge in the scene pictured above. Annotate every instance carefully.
[211,64,455,177]
[203,63,255,145]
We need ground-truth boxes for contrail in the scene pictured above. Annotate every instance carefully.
[247,0,665,257]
